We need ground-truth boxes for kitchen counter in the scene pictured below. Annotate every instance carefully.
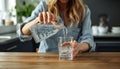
[93,32,120,37]
[0,33,36,52]
[0,52,120,69]
[0,32,120,52]
[93,33,120,52]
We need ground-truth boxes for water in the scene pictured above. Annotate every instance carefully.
[63,28,68,37]
[37,25,58,39]
[30,16,65,43]
[59,45,73,60]
[57,19,74,60]
[58,28,73,60]
[30,24,63,43]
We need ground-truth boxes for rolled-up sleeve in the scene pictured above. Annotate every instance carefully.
[17,1,47,42]
[17,23,32,42]
[78,7,96,52]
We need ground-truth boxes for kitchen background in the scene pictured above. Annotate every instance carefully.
[84,0,120,26]
[0,0,120,26]
[0,0,120,52]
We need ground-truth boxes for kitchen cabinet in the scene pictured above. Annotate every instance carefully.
[1,32,120,52]
[0,33,38,52]
[0,38,36,52]
[94,33,120,52]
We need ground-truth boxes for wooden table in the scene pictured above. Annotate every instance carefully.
[0,52,120,69]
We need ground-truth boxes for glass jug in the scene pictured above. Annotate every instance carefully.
[30,16,64,43]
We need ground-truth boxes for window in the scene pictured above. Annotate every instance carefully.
[0,0,17,25]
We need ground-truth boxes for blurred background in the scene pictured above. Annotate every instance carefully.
[0,0,120,52]
[84,0,120,26]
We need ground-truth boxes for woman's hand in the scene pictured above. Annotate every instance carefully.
[62,40,90,58]
[22,12,57,35]
[38,12,57,25]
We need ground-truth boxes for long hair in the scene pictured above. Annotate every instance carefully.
[48,0,85,26]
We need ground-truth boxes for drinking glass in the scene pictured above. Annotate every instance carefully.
[58,37,73,60]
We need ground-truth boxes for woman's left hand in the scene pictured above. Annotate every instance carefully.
[71,41,81,58]
[62,40,90,58]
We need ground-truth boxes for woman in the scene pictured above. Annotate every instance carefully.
[17,0,95,58]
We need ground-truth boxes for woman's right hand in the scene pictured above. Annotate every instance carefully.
[38,12,57,25]
[22,12,57,35]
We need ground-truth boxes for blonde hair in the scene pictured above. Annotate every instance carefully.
[48,0,85,26]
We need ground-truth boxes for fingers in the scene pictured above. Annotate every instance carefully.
[61,42,71,46]
[42,12,47,24]
[48,12,58,25]
[38,13,43,23]
[51,21,58,25]
[61,40,81,59]
[38,12,48,24]
[71,40,80,58]
[71,40,77,48]
[38,12,56,24]
[50,13,58,25]
[47,12,51,23]
[73,46,79,58]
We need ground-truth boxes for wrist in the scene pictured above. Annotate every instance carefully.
[78,42,91,52]
[22,17,39,35]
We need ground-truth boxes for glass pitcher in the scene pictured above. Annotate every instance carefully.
[30,16,65,43]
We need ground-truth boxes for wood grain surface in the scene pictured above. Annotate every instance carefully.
[0,52,120,69]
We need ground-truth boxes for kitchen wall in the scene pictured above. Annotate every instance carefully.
[84,0,120,26]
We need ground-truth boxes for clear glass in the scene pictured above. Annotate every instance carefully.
[58,37,73,60]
